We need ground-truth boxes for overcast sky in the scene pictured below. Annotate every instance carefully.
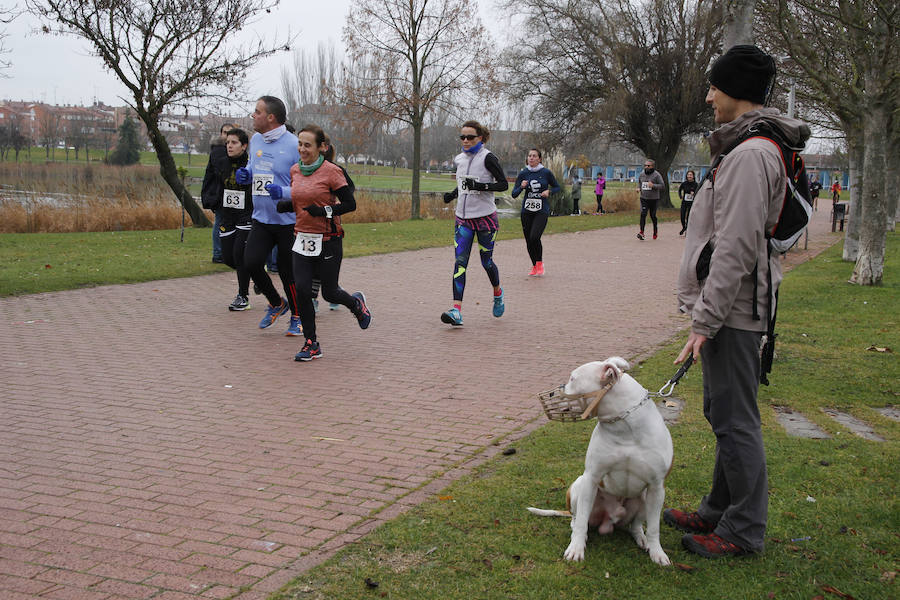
[0,1,508,115]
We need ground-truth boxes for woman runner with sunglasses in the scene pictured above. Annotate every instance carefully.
[440,120,509,326]
[275,124,372,361]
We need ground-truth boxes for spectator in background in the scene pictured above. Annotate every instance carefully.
[831,178,841,204]
[570,170,582,215]
[594,171,606,214]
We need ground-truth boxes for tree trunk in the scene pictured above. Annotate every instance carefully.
[144,116,211,227]
[886,131,898,232]
[655,156,675,208]
[842,130,863,262]
[724,0,756,48]
[411,118,422,220]
[849,92,887,285]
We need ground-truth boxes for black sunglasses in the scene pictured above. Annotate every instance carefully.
[459,134,479,141]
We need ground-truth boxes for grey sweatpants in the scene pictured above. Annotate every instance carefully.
[697,326,767,552]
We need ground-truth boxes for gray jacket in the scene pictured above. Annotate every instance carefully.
[676,108,810,337]
[638,170,665,200]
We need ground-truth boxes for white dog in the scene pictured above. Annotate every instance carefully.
[535,357,673,565]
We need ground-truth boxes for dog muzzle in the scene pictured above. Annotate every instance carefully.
[538,383,613,422]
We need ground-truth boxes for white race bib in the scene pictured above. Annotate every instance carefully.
[524,197,542,212]
[684,192,694,202]
[641,181,653,191]
[456,174,469,197]
[223,189,245,210]
[292,232,323,257]
[253,173,275,196]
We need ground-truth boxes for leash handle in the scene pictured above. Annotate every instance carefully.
[658,353,694,397]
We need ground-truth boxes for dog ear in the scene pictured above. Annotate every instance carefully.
[607,357,630,372]
[599,361,623,384]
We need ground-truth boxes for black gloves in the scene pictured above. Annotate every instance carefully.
[463,177,489,191]
[276,200,293,213]
[303,205,326,217]
[443,192,455,203]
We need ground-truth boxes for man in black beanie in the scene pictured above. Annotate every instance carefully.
[665,45,810,558]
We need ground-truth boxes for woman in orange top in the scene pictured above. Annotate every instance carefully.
[275,124,372,361]
[830,179,841,203]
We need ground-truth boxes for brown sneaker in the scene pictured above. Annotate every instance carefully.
[663,508,716,534]
[682,533,748,558]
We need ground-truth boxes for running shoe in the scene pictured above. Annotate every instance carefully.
[529,265,538,276]
[440,307,463,326]
[492,289,505,318]
[636,231,645,241]
[352,292,371,329]
[294,339,322,361]
[534,261,544,276]
[258,298,289,329]
[228,294,250,311]
[313,298,319,313]
[329,303,341,311]
[284,315,303,336]
[653,232,658,240]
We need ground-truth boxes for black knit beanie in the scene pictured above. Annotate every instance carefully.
[709,45,776,105]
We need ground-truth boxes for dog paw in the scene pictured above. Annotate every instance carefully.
[649,548,671,566]
[563,542,586,562]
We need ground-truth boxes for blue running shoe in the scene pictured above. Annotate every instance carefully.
[352,292,371,329]
[284,315,303,336]
[294,339,322,361]
[329,303,341,311]
[258,298,289,329]
[492,289,505,318]
[440,307,463,326]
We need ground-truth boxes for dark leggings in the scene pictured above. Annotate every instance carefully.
[680,200,693,232]
[453,222,500,302]
[639,198,658,234]
[595,193,603,213]
[244,220,298,315]
[220,225,251,297]
[521,210,548,265]
[292,237,357,342]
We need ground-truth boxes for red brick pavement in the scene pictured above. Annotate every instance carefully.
[0,210,840,599]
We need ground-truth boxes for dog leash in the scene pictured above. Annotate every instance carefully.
[655,353,694,397]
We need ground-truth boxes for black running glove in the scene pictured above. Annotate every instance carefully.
[276,200,293,213]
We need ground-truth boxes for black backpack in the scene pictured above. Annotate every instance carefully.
[697,120,812,385]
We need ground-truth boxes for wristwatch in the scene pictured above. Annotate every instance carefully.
[324,205,333,218]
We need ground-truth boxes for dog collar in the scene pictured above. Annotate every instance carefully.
[596,393,652,424]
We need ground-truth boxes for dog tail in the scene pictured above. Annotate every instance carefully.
[526,507,572,518]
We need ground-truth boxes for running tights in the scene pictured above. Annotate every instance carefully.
[453,222,499,302]
[220,226,251,297]
[521,211,548,265]
[292,237,358,342]
[244,221,298,315]
[640,198,658,235]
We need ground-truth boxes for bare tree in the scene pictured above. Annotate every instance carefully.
[341,0,496,218]
[27,0,293,227]
[37,107,61,159]
[724,0,757,47]
[758,0,898,285]
[503,0,724,207]
[0,3,19,74]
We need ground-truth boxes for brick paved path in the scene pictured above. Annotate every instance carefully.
[0,210,839,599]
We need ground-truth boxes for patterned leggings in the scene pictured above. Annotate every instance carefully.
[452,218,500,302]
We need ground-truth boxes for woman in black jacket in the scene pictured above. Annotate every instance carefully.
[678,170,698,236]
[215,128,254,310]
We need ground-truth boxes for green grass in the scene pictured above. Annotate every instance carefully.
[0,210,671,296]
[270,234,898,600]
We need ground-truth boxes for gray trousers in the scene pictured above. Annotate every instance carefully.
[697,326,767,552]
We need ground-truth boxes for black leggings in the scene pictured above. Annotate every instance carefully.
[640,198,658,234]
[244,220,298,315]
[292,236,358,342]
[595,193,603,213]
[220,225,251,297]
[521,211,548,264]
[680,201,693,232]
